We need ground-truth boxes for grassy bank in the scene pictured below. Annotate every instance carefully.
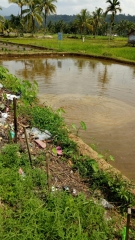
[1,65,135,239]
[1,35,135,62]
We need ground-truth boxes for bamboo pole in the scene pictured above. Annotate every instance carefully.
[23,126,33,168]
[13,98,17,143]
[46,152,50,191]
[126,208,131,240]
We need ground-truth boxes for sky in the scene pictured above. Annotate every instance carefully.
[1,0,135,16]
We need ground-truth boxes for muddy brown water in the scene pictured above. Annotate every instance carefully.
[1,56,135,181]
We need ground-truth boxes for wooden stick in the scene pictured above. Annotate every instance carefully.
[23,127,33,168]
[13,98,17,143]
[126,208,131,240]
[46,152,51,191]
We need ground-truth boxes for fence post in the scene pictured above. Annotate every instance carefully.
[23,126,33,168]
[46,152,50,191]
[13,98,17,143]
[126,208,131,240]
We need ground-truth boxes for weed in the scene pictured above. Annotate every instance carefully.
[71,121,87,136]
[91,170,135,209]
[72,155,99,177]
[71,152,135,210]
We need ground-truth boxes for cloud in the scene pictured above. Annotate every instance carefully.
[1,0,135,16]
[0,0,11,8]
[56,0,135,16]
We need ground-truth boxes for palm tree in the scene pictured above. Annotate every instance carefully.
[40,0,57,29]
[105,0,122,35]
[76,9,92,35]
[22,0,42,33]
[8,0,26,19]
[91,7,104,38]
[0,16,5,33]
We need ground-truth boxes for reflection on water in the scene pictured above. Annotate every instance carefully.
[1,57,135,181]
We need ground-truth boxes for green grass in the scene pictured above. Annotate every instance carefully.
[1,64,135,239]
[1,35,135,62]
[0,144,115,240]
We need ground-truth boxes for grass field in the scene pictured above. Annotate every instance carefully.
[1,34,135,62]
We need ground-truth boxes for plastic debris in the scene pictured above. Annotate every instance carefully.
[63,186,70,192]
[35,139,46,149]
[1,112,8,118]
[6,107,9,112]
[18,167,26,179]
[10,130,15,139]
[30,127,52,140]
[39,130,52,140]
[31,127,41,137]
[6,94,20,101]
[72,188,77,196]
[0,118,6,124]
[51,186,57,192]
[100,198,114,209]
[0,83,3,88]
[56,146,62,156]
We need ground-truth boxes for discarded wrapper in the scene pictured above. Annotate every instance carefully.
[6,94,20,101]
[34,139,46,149]
[31,127,52,140]
[18,167,26,179]
[56,146,62,156]
[10,130,15,139]
[0,83,3,88]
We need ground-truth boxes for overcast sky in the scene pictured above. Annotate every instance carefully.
[1,0,135,16]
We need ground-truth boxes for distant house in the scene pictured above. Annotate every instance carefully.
[128,30,135,45]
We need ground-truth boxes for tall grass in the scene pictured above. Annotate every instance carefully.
[0,144,115,240]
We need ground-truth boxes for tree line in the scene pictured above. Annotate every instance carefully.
[0,0,135,37]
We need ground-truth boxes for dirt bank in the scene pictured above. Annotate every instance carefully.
[69,134,135,194]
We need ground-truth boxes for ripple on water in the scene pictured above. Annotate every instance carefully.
[38,93,135,181]
[39,94,135,127]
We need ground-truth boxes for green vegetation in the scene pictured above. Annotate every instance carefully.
[1,35,135,63]
[1,65,135,239]
[0,144,114,240]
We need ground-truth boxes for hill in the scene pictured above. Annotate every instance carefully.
[1,5,135,24]
[0,4,20,17]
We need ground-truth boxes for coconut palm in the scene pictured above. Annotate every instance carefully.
[40,0,57,28]
[76,9,92,35]
[91,7,104,38]
[105,0,122,33]
[22,0,42,33]
[8,0,26,19]
[0,16,5,33]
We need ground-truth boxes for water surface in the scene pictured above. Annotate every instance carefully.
[1,57,135,180]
